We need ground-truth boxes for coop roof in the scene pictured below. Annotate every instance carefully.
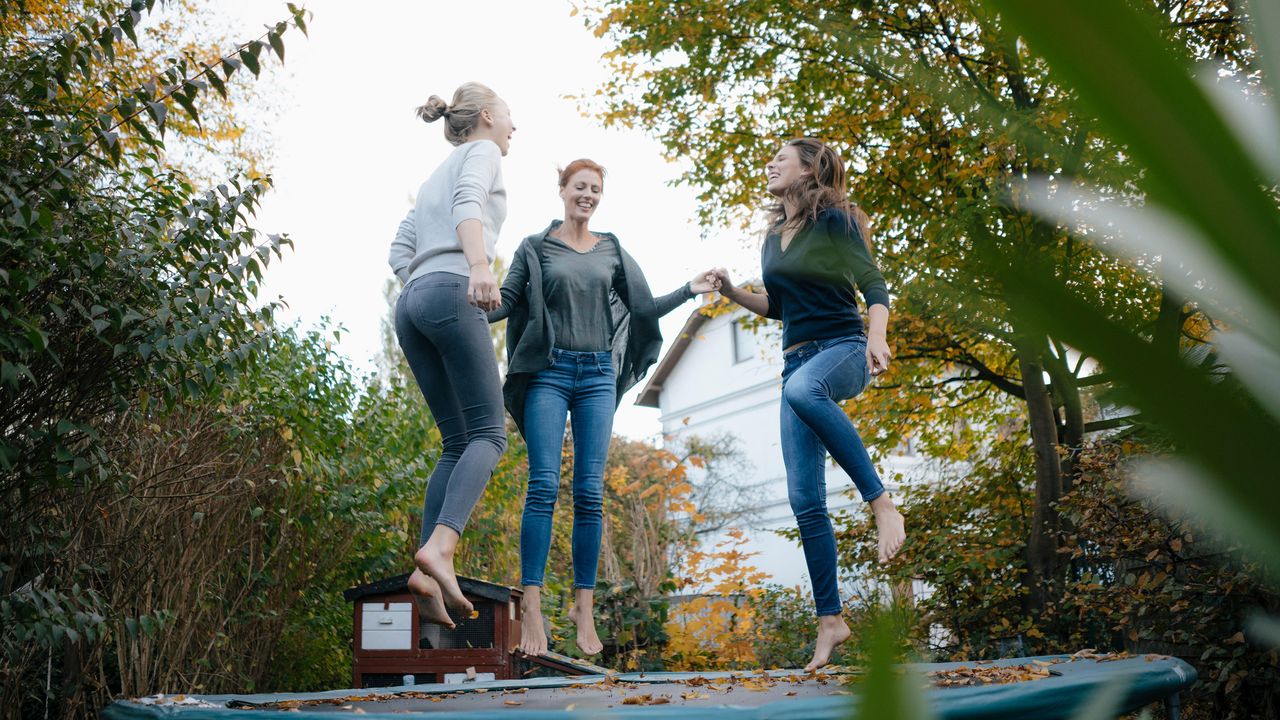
[342,572,516,604]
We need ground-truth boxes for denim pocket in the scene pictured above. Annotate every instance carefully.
[819,339,870,402]
[414,280,460,327]
[595,355,614,376]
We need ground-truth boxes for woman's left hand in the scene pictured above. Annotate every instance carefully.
[689,269,721,295]
[867,335,893,376]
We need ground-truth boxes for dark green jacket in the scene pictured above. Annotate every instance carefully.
[488,220,692,438]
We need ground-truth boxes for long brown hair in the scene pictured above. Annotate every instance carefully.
[766,137,874,256]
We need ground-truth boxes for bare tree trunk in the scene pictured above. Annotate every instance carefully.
[1017,339,1064,615]
[1043,343,1085,492]
[1153,280,1184,358]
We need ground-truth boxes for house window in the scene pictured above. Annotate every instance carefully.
[732,319,756,364]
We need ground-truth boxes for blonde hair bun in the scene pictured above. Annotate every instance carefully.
[416,95,449,123]
[415,82,502,145]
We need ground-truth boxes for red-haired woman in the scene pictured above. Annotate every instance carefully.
[714,138,906,672]
[489,159,718,656]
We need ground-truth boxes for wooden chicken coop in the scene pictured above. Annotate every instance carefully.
[342,573,524,688]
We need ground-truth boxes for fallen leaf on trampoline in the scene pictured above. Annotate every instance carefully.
[622,694,671,705]
[503,700,523,706]
[929,663,1055,687]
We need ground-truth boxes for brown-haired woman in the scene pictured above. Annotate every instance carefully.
[713,137,906,671]
[389,82,515,628]
[489,159,719,656]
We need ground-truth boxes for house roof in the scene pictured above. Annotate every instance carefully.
[636,285,761,409]
[342,573,518,604]
[634,302,713,408]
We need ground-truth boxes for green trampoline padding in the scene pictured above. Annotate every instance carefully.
[101,654,1196,720]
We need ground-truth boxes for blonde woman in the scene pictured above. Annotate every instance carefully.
[388,82,515,627]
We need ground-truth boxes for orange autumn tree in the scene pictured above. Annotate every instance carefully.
[664,529,769,671]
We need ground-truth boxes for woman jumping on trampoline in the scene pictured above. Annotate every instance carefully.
[712,137,906,672]
[489,158,719,657]
[388,82,515,628]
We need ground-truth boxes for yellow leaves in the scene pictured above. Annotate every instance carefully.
[622,693,670,705]
[637,483,663,501]
[930,662,1053,687]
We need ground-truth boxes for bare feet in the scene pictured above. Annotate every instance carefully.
[568,591,604,656]
[414,527,474,616]
[804,615,852,672]
[407,569,455,629]
[518,586,548,656]
[870,494,906,563]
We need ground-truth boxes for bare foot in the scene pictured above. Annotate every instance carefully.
[870,494,906,563]
[568,603,604,656]
[804,615,852,672]
[407,569,455,628]
[518,587,547,655]
[414,540,473,616]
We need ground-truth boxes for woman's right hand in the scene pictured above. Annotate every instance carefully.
[712,267,735,297]
[468,264,500,311]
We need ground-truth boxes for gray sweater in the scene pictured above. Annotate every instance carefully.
[389,139,507,283]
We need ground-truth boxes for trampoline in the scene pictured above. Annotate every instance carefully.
[101,652,1196,720]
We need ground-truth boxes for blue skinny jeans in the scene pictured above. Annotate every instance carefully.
[780,334,885,616]
[520,348,616,589]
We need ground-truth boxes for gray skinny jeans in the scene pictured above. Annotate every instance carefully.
[394,272,507,541]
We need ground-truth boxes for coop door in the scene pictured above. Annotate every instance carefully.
[361,602,413,650]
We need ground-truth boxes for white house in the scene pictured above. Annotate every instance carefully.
[636,300,933,592]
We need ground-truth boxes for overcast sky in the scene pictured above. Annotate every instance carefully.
[212,0,762,439]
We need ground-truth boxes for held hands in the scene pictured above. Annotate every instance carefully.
[710,267,734,297]
[867,334,892,376]
[690,268,722,295]
[468,263,500,311]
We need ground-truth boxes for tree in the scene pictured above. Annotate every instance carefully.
[0,2,311,715]
[2,0,283,182]
[577,0,1250,614]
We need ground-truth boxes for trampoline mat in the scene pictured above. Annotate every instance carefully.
[101,652,1197,720]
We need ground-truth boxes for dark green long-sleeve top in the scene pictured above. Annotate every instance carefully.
[762,207,890,348]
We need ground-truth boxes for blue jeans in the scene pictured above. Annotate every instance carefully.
[780,334,885,616]
[521,348,616,589]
